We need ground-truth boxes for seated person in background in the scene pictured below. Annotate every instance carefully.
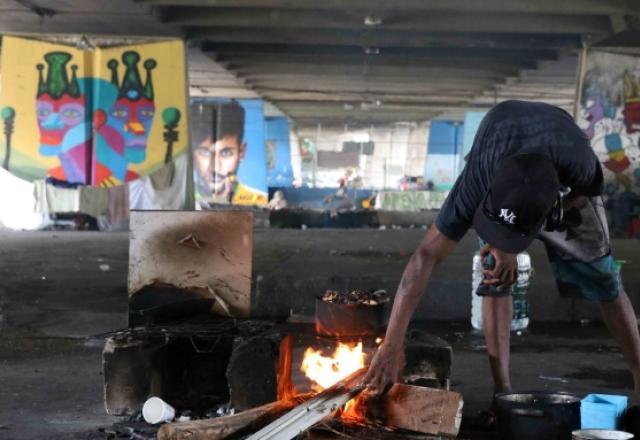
[268,190,287,210]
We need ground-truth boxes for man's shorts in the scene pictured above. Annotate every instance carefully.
[477,196,624,302]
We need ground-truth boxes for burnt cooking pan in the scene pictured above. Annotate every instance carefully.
[495,390,581,440]
[315,297,387,337]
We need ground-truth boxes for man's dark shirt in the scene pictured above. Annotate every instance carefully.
[435,100,604,242]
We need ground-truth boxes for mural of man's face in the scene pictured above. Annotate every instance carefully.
[36,93,86,147]
[108,96,156,164]
[194,134,246,197]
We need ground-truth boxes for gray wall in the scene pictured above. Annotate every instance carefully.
[252,229,640,323]
[1,229,637,341]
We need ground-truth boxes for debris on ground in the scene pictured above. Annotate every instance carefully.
[321,288,389,306]
[539,375,569,383]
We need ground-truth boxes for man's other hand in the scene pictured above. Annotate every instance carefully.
[360,343,404,395]
[480,243,518,292]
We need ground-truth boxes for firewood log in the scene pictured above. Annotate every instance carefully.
[363,384,463,438]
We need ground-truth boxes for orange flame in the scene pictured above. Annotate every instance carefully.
[300,341,369,423]
[300,342,365,393]
[342,393,368,423]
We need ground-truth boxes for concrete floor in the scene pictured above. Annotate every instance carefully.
[0,230,637,439]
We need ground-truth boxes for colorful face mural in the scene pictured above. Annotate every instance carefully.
[106,53,156,165]
[623,71,640,134]
[92,78,137,186]
[190,100,268,206]
[578,52,640,237]
[195,134,246,199]
[0,36,188,185]
[35,52,88,183]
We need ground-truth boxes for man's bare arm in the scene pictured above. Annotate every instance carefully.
[362,224,456,393]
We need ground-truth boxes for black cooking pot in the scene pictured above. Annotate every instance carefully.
[495,391,581,440]
[315,297,386,337]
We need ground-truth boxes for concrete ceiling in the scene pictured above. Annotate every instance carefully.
[1,0,639,125]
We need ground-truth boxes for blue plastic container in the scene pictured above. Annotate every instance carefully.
[581,394,628,429]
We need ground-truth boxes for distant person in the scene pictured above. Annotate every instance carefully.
[323,168,354,205]
[336,168,353,198]
[193,101,265,205]
[268,190,287,210]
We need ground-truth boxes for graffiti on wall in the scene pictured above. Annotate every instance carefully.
[190,100,268,206]
[577,50,640,237]
[0,36,188,186]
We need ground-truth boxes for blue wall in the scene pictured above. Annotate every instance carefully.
[424,121,464,190]
[265,117,294,187]
[459,111,487,173]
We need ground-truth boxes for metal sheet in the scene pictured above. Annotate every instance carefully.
[128,210,253,318]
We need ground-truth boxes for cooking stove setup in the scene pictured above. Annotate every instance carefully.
[102,211,459,439]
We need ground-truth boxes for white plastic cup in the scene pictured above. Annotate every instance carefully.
[142,397,175,424]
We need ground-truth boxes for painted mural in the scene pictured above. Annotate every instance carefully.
[577,50,640,237]
[190,99,268,206]
[0,36,188,186]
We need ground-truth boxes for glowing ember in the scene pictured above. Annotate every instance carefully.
[300,342,366,392]
[342,394,367,423]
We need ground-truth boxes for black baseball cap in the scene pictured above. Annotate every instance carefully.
[473,153,560,253]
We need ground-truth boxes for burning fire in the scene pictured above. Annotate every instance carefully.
[300,341,368,422]
[300,342,365,392]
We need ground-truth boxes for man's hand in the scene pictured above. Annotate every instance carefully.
[360,226,454,396]
[480,243,518,292]
[360,342,405,395]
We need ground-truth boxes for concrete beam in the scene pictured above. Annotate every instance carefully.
[247,81,491,96]
[260,90,477,104]
[2,0,153,14]
[246,85,493,104]
[256,83,487,95]
[189,28,581,50]
[0,11,183,37]
[290,115,442,125]
[289,112,443,123]
[217,54,531,72]
[243,72,496,87]
[229,63,516,80]
[189,86,259,98]
[166,8,612,34]
[202,43,559,62]
[140,0,640,16]
[277,100,462,110]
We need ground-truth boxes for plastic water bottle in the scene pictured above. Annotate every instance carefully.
[512,252,532,331]
[471,251,533,331]
[471,253,485,330]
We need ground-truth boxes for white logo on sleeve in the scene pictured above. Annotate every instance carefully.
[499,209,517,224]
